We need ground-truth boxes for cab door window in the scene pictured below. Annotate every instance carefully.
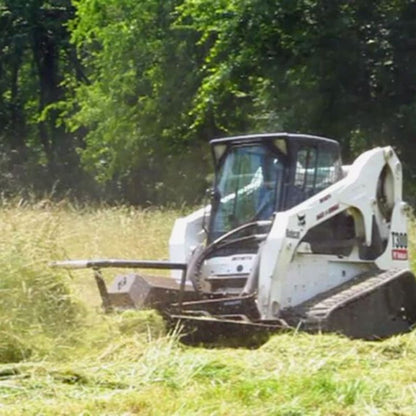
[287,145,342,208]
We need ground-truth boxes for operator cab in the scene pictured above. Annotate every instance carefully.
[208,133,342,242]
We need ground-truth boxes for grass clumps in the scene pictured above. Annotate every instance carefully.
[0,202,179,364]
[116,309,166,338]
[0,206,85,362]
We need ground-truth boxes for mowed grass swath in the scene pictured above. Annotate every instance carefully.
[0,202,416,415]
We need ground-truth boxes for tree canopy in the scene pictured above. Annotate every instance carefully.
[0,0,416,204]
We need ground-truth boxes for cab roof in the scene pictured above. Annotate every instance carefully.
[210,132,339,147]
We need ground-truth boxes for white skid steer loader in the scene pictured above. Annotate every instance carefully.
[53,133,416,341]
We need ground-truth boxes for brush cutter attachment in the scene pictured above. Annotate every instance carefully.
[50,259,195,312]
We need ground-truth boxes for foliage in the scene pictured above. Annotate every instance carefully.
[1,0,416,203]
[176,1,416,152]
[0,0,88,197]
[65,0,209,204]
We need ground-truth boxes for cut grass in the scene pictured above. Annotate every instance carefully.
[2,332,416,415]
[0,201,416,415]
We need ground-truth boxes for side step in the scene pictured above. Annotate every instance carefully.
[281,269,416,339]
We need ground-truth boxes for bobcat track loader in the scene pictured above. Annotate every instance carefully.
[52,133,416,340]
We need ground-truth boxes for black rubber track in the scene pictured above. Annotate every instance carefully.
[281,268,416,339]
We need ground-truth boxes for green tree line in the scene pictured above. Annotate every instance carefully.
[1,0,416,204]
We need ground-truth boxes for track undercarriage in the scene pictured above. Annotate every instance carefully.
[167,268,416,341]
[70,261,416,342]
[51,258,416,343]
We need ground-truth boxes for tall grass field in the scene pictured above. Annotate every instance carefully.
[0,201,416,415]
